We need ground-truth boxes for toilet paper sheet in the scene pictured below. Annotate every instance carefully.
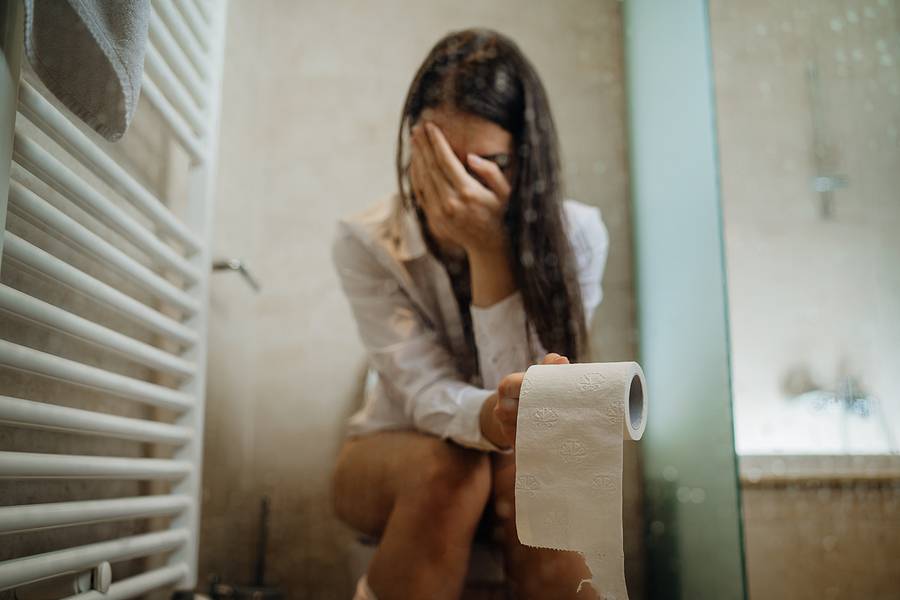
[515,362,647,600]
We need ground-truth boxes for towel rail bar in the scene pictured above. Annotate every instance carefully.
[145,43,206,134]
[0,529,189,591]
[0,451,192,479]
[191,0,214,25]
[3,233,198,346]
[0,494,192,534]
[0,0,228,594]
[16,82,200,254]
[0,395,193,445]
[0,339,192,412]
[0,285,195,377]
[152,0,208,80]
[12,128,200,282]
[8,181,199,315]
[148,10,207,107]
[60,564,189,600]
[63,564,188,600]
[173,0,211,53]
[141,76,205,163]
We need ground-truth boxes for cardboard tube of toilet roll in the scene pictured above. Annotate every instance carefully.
[515,361,647,600]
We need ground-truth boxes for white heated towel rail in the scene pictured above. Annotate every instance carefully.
[0,0,227,597]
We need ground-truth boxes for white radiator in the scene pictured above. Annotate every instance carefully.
[0,0,227,597]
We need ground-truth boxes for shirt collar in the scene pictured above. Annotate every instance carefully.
[390,203,427,262]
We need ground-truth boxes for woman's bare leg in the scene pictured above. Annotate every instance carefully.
[490,451,599,600]
[332,431,492,600]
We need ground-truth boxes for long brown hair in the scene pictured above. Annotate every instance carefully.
[395,28,588,361]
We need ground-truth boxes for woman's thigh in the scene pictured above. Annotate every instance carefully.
[331,429,490,538]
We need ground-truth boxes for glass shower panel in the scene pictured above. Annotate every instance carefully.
[624,1,747,598]
[709,0,900,598]
[712,0,900,458]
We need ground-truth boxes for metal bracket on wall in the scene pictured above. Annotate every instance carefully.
[212,258,261,292]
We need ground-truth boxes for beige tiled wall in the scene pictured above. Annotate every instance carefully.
[742,480,900,599]
[200,1,639,598]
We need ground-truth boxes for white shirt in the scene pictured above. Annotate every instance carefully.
[332,196,609,452]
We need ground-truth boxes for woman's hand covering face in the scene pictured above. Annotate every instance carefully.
[409,121,512,256]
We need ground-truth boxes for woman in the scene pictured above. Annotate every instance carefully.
[332,29,609,600]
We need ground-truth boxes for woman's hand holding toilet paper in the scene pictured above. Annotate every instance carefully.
[481,353,570,449]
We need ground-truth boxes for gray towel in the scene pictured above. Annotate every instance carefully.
[23,0,150,141]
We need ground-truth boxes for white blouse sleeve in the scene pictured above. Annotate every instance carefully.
[332,224,502,452]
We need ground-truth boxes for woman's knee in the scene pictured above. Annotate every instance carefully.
[330,434,491,535]
[331,439,392,535]
[331,444,359,527]
[405,441,492,521]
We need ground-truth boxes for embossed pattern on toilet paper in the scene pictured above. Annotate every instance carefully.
[515,362,647,600]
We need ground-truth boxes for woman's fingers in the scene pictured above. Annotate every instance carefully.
[419,123,484,219]
[413,157,456,240]
[425,124,505,216]
[425,122,470,190]
[495,372,524,430]
[415,122,511,223]
[542,353,570,365]
[498,372,525,403]
[467,153,512,202]
[416,130,460,219]
[410,148,435,212]
[412,133,446,212]
[414,125,450,191]
[409,149,423,201]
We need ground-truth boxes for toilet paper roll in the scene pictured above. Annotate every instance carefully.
[515,362,647,600]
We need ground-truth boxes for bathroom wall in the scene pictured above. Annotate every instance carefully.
[200,1,640,598]
[741,477,900,599]
[709,0,900,455]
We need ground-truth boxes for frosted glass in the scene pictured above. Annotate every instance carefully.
[623,1,747,598]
